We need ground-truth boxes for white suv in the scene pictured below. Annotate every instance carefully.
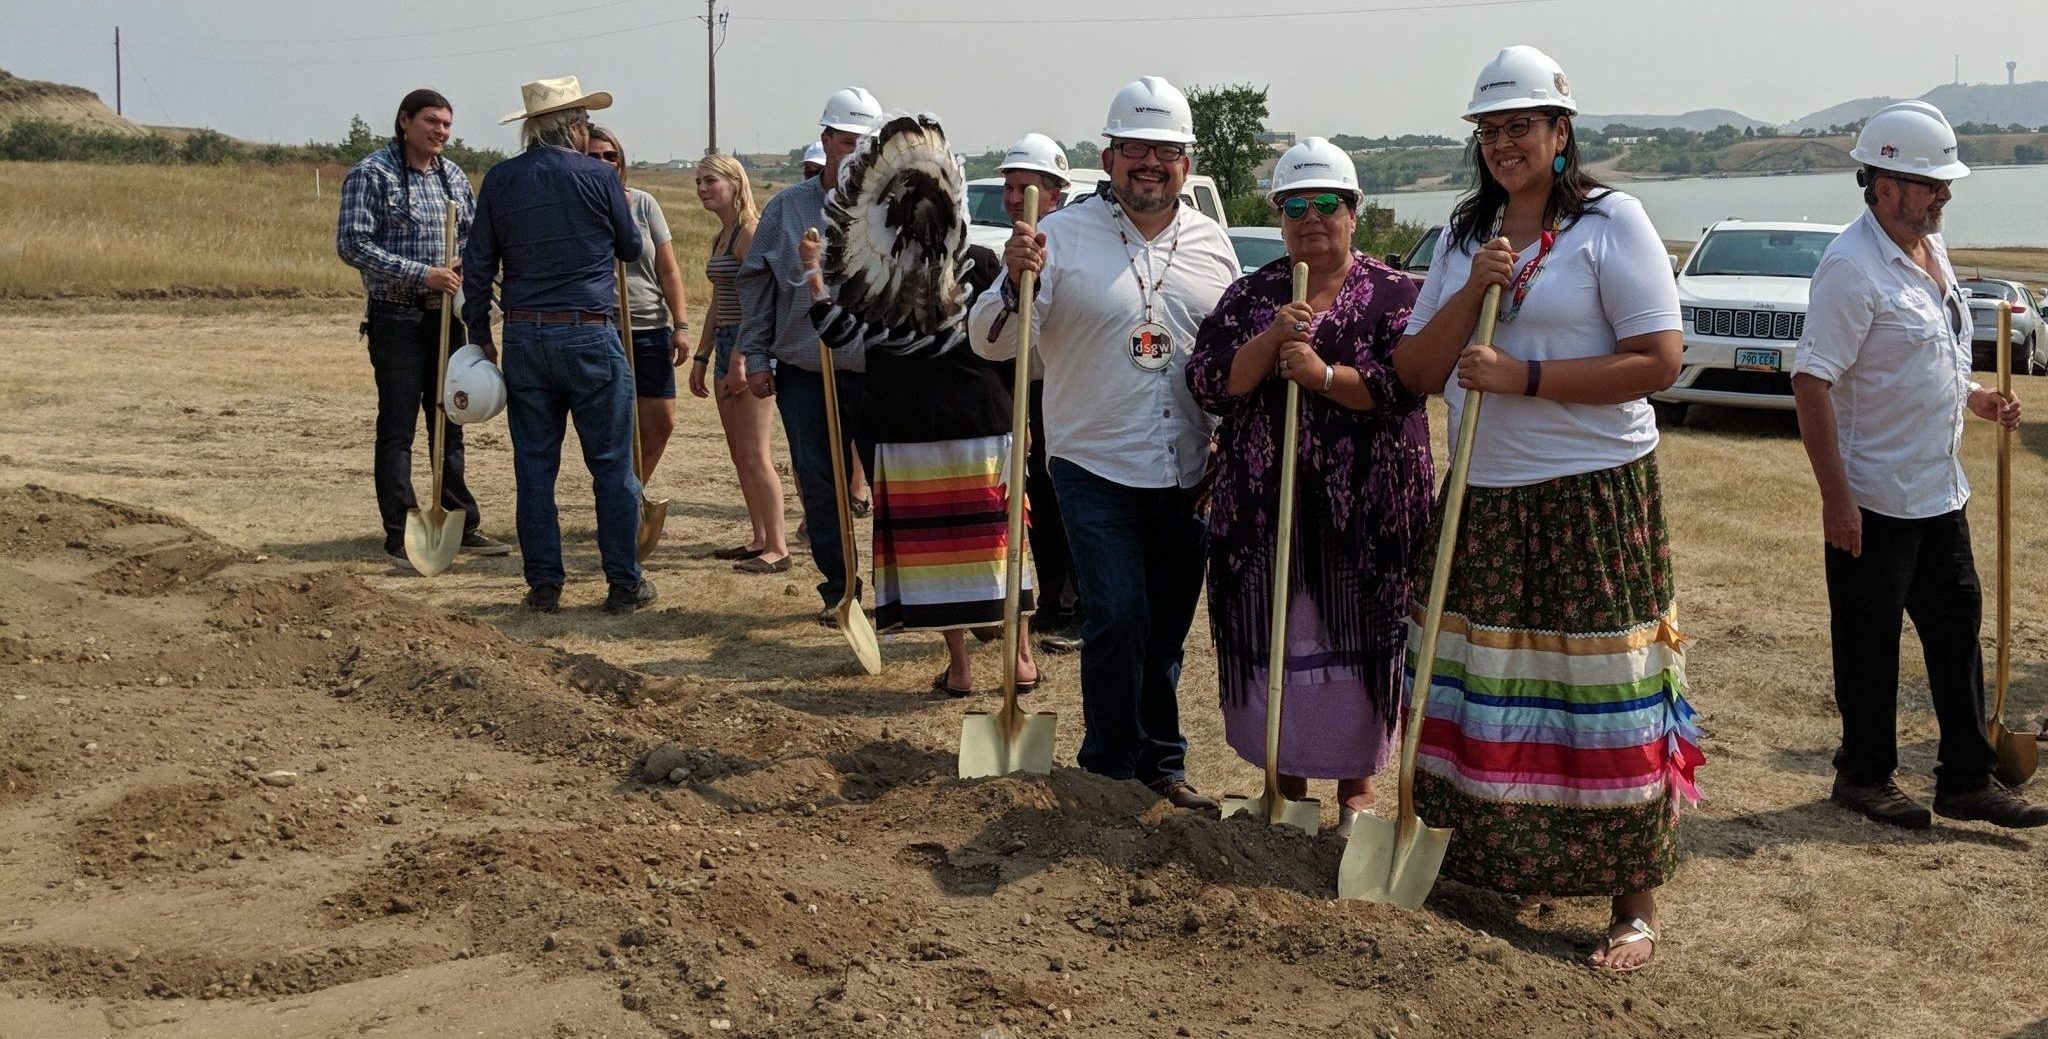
[1654,218,1846,424]
[963,169,1227,252]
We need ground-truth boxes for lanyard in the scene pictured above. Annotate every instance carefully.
[1110,204,1181,326]
[1492,215,1561,325]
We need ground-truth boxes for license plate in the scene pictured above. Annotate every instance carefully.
[1735,348,1781,372]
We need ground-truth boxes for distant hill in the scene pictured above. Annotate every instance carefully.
[1788,82,2048,131]
[1578,109,1772,132]
[0,67,145,136]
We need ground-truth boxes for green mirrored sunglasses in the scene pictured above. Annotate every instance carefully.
[1281,193,1343,220]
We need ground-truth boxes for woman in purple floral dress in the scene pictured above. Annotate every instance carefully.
[1186,139,1433,835]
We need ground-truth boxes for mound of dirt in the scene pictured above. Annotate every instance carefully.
[0,484,1693,1038]
[0,67,146,136]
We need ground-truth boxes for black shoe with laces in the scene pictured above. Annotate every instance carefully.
[522,585,562,614]
[1933,782,2048,828]
[460,531,513,556]
[604,579,656,615]
[1830,776,1931,829]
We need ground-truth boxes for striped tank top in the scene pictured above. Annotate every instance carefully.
[704,227,745,328]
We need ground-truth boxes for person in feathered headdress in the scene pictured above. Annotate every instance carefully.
[798,113,1040,697]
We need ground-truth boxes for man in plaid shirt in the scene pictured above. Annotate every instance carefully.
[337,87,510,569]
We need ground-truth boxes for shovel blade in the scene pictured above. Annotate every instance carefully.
[1335,812,1451,908]
[836,597,883,676]
[1219,794,1322,835]
[958,709,1057,778]
[402,508,464,577]
[637,497,669,561]
[1994,727,2039,787]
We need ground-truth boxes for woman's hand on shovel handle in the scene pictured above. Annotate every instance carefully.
[1454,343,1527,395]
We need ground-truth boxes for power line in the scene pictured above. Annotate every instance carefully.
[740,0,1587,26]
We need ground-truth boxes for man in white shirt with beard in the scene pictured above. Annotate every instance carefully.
[971,77,1237,811]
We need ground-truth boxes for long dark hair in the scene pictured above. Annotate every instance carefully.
[392,88,452,143]
[1445,108,1612,247]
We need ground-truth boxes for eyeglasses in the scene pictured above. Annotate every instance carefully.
[1470,115,1556,146]
[1881,170,1949,192]
[1280,193,1344,220]
[588,149,620,162]
[1111,140,1188,162]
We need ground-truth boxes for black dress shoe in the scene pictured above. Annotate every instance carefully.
[603,579,656,615]
[523,585,562,614]
[461,531,513,556]
[1155,780,1219,812]
[1933,782,2048,828]
[1830,777,1931,829]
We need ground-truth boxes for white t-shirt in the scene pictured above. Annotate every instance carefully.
[1409,191,1681,488]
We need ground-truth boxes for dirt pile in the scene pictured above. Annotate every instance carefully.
[0,67,146,136]
[0,484,1690,1037]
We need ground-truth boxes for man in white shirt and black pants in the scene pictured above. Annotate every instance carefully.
[972,77,1238,811]
[1792,101,2047,830]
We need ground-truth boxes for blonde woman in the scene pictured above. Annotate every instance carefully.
[695,155,790,572]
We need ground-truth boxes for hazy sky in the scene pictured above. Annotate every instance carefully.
[9,0,2044,161]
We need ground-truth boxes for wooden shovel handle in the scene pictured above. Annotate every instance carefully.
[999,187,1041,726]
[1259,263,1310,806]
[428,201,457,510]
[1993,301,2013,729]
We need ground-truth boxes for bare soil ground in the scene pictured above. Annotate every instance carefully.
[2,300,2047,1039]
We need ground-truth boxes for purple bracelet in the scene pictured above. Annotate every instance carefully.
[1524,359,1542,397]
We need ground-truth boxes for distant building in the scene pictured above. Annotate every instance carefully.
[1257,130,1296,150]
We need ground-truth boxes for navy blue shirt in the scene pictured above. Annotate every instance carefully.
[461,143,640,346]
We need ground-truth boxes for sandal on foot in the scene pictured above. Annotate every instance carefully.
[1013,671,1040,696]
[931,670,973,699]
[733,554,791,574]
[1592,916,1658,973]
[712,544,764,561]
[850,498,873,519]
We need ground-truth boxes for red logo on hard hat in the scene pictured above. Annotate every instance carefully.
[1880,144,1898,158]
[453,391,470,410]
[1554,72,1570,97]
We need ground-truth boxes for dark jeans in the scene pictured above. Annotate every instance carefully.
[502,320,643,591]
[366,304,479,553]
[1825,506,1995,794]
[1026,380,1078,626]
[775,365,872,606]
[1051,457,1206,789]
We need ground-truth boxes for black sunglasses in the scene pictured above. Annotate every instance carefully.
[1280,193,1344,220]
[1881,170,1949,192]
[1111,140,1187,162]
[588,149,620,163]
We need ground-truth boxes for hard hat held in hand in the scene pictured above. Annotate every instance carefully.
[1851,101,1970,181]
[1268,137,1359,202]
[1465,45,1579,120]
[819,87,882,134]
[1101,76,1195,144]
[444,344,507,424]
[999,133,1071,185]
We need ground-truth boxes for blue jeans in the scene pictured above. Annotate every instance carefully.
[774,365,871,605]
[502,321,643,591]
[1050,457,1207,789]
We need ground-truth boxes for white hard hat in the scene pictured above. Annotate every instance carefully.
[1268,137,1360,202]
[1101,76,1196,144]
[1464,45,1579,121]
[444,344,507,424]
[1851,101,1970,181]
[802,141,826,167]
[997,133,1071,184]
[819,86,882,134]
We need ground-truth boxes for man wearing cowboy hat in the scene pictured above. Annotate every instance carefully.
[461,75,651,615]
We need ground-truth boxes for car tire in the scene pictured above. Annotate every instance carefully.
[1651,399,1689,428]
[2028,335,2046,377]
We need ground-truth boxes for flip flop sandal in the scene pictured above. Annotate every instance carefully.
[850,498,873,519]
[732,555,791,574]
[712,544,764,561]
[1593,916,1658,973]
[931,670,973,698]
[1014,672,1040,696]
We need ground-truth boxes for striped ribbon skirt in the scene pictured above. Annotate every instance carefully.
[871,434,1034,633]
[1408,453,1703,897]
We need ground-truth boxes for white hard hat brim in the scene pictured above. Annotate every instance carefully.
[1463,96,1580,121]
[1102,127,1197,145]
[1268,181,1361,204]
[1852,149,1971,180]
[997,161,1072,184]
[821,119,875,133]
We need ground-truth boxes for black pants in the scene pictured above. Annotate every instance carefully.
[366,303,480,553]
[1025,380,1078,627]
[1824,506,1995,794]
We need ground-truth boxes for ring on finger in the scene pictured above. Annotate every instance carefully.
[1293,321,1307,333]
[1279,359,1291,373]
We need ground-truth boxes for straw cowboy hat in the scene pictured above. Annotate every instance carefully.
[498,75,613,125]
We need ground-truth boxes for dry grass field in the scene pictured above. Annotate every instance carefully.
[3,162,2048,1038]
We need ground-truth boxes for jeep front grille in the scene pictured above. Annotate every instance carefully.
[1688,308,1803,341]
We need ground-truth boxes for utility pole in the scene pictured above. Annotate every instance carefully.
[113,26,122,116]
[702,0,727,155]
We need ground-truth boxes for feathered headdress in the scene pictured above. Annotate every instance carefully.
[823,113,974,339]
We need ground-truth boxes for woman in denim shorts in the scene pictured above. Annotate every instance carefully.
[586,126,691,483]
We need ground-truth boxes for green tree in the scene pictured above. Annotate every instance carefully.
[1066,140,1101,169]
[1186,83,1269,202]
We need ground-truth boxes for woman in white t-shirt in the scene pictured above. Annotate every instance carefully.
[586,126,691,483]
[1390,46,1700,974]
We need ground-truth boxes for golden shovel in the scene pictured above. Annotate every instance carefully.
[1338,284,1502,907]
[806,230,883,675]
[401,200,465,577]
[960,186,1057,778]
[616,261,670,560]
[1991,301,2039,786]
[1221,262,1320,833]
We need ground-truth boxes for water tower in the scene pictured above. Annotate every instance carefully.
[2009,61,2018,86]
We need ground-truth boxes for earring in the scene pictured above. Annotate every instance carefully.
[1552,155,1567,174]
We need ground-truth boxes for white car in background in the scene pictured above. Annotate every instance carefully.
[964,169,1228,252]
[1653,219,1846,425]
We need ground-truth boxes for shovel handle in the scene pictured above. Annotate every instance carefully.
[1394,285,1501,835]
[807,229,864,618]
[1993,301,2013,730]
[428,200,458,511]
[618,260,646,480]
[1259,263,1311,810]
[999,187,1041,727]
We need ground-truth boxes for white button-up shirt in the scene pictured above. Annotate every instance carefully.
[1792,207,1974,520]
[969,193,1237,490]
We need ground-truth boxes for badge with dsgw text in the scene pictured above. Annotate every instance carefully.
[1129,321,1172,373]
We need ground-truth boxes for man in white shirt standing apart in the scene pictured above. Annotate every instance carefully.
[1792,101,2047,830]
[971,77,1238,811]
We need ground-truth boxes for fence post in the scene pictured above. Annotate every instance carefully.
[315,169,321,198]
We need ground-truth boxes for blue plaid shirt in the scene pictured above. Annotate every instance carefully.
[336,142,475,305]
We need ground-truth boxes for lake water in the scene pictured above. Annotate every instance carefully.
[1367,164,2048,249]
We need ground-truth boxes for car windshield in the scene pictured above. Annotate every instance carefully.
[1686,230,1836,278]
[1403,226,1441,270]
[1232,234,1289,274]
[965,183,1009,228]
[1960,280,2016,302]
